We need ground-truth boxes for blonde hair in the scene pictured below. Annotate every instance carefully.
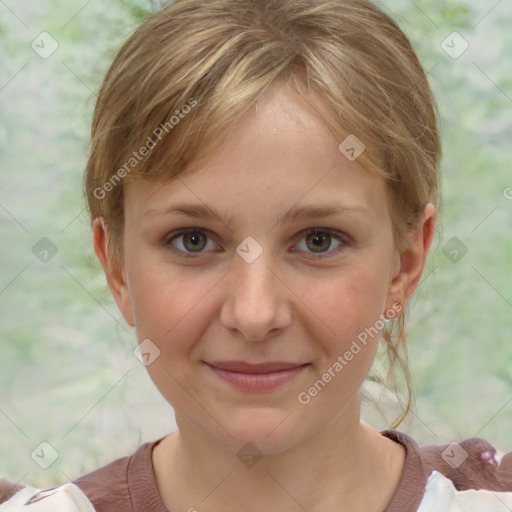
[83,0,441,429]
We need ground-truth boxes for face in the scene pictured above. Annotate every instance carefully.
[95,81,431,455]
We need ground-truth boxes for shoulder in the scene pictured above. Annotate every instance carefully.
[381,429,512,511]
[70,453,132,510]
[0,440,158,512]
[419,435,512,492]
[71,440,156,511]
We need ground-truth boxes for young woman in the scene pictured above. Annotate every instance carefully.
[1,0,511,510]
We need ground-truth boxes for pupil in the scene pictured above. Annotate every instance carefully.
[309,233,329,252]
[186,233,204,250]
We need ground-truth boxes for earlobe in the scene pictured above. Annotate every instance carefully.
[385,204,437,314]
[92,217,135,327]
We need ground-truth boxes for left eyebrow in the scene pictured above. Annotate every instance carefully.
[278,203,373,225]
[142,201,373,230]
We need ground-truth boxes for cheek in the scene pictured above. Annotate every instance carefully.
[125,248,218,355]
[130,272,206,338]
[129,265,211,403]
[296,272,387,411]
[305,266,390,342]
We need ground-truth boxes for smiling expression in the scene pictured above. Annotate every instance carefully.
[99,81,412,453]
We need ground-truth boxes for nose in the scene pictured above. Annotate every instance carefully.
[220,247,291,341]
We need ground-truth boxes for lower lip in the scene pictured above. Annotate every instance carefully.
[205,363,309,391]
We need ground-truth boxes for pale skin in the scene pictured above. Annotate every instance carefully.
[93,81,436,512]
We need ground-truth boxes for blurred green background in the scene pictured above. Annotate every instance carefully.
[0,0,511,488]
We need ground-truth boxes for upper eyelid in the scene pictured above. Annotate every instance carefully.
[167,226,346,241]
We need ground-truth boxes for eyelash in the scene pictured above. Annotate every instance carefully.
[164,227,350,260]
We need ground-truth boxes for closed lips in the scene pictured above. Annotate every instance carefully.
[205,361,309,374]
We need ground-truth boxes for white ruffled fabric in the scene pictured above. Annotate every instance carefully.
[418,470,512,511]
[0,483,95,512]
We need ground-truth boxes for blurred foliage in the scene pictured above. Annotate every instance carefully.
[114,0,154,20]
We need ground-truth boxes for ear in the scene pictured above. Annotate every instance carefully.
[385,203,437,315]
[92,217,135,327]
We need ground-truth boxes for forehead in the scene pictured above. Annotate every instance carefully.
[124,82,390,226]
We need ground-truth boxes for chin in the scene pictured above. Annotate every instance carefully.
[215,409,307,456]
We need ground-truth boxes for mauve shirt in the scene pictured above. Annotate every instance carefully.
[2,429,512,511]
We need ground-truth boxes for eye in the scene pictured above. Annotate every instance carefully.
[165,227,349,259]
[165,228,218,258]
[293,227,349,259]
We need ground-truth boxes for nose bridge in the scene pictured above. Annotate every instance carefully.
[232,237,278,305]
[221,236,289,340]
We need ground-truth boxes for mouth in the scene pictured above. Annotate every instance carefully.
[203,361,310,391]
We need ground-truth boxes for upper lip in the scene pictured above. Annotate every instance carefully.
[205,361,308,374]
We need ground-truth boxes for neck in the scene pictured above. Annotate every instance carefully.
[153,395,405,512]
